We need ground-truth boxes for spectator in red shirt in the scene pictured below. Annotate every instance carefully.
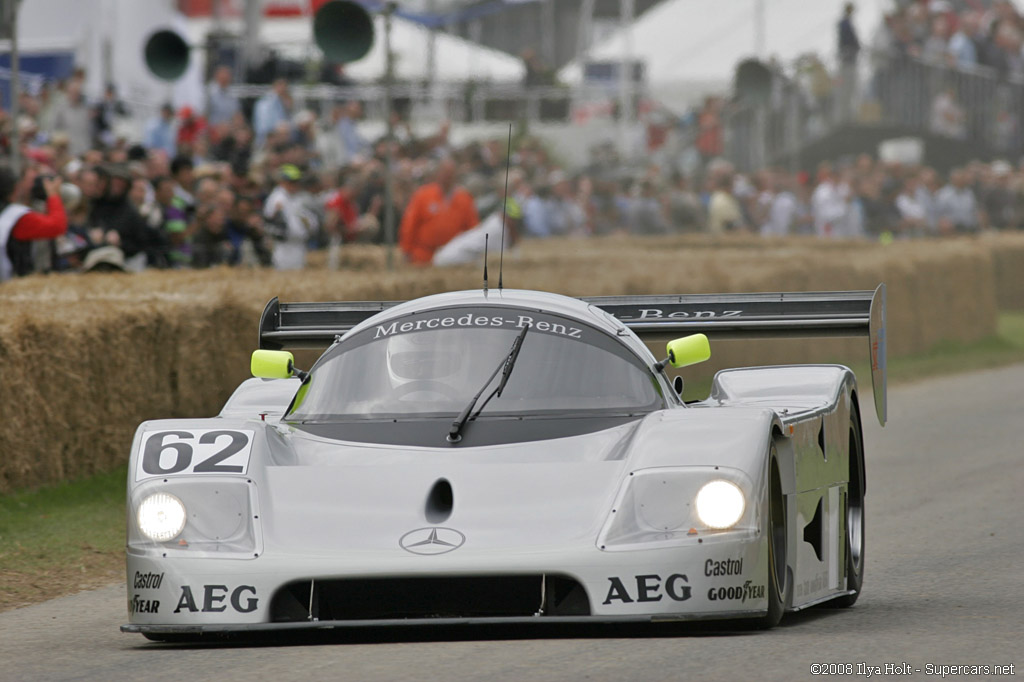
[176,106,207,156]
[399,158,479,265]
[696,96,724,164]
[324,168,360,244]
[0,165,68,281]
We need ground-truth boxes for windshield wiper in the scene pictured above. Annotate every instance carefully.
[447,324,530,444]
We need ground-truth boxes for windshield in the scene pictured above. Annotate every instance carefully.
[288,306,663,422]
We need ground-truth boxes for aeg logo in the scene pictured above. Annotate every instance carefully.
[602,574,691,604]
[173,585,258,614]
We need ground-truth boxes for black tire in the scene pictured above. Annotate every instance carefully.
[834,403,866,607]
[756,446,789,628]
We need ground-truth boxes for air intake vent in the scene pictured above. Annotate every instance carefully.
[803,495,824,562]
[269,575,591,622]
[425,478,453,524]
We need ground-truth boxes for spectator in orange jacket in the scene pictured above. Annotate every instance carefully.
[399,158,479,264]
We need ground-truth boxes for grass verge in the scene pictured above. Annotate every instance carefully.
[0,466,125,612]
[3,313,1024,614]
[867,312,1024,383]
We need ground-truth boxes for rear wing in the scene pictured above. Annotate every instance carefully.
[259,285,886,425]
[583,286,886,426]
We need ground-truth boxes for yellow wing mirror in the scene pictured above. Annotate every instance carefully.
[655,334,711,372]
[251,349,300,379]
[666,334,711,368]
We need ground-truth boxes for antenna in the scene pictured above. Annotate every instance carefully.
[483,234,489,293]
[498,124,512,290]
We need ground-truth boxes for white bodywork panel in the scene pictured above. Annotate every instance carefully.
[709,365,859,608]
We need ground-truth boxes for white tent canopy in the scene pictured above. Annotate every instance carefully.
[560,0,886,108]
[349,15,525,82]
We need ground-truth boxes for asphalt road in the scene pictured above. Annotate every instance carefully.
[2,365,1022,682]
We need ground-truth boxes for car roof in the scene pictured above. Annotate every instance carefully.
[345,289,628,338]
[321,288,665,400]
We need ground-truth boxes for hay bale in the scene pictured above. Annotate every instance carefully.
[988,233,1024,310]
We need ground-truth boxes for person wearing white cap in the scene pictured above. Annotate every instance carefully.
[264,164,318,270]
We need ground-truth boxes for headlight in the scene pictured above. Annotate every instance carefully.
[128,480,261,557]
[695,480,745,529]
[599,467,756,551]
[137,492,187,541]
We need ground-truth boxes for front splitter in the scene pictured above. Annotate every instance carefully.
[122,610,766,637]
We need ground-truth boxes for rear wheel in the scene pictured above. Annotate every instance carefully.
[756,446,788,628]
[834,404,865,607]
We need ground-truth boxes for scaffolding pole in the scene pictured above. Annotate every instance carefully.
[754,0,766,59]
[382,2,397,270]
[242,0,262,72]
[576,0,596,67]
[618,0,635,160]
[5,0,22,174]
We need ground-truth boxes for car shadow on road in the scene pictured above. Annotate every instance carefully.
[134,609,848,649]
[776,607,846,628]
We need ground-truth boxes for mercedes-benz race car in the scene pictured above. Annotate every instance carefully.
[121,285,886,640]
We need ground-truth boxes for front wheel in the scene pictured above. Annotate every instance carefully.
[755,447,789,628]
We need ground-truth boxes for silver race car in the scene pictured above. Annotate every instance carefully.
[122,285,886,639]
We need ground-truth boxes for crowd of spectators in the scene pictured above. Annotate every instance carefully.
[3,43,1024,284]
[863,0,1024,149]
[0,67,535,276]
[701,154,1023,239]
[871,0,1024,75]
[0,66,697,279]
[714,1,1024,165]
[705,0,1024,239]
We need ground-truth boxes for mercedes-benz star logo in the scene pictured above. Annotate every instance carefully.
[399,527,466,555]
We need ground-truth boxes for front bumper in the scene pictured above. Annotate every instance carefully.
[123,532,770,633]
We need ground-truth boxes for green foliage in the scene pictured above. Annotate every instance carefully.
[863,312,1024,384]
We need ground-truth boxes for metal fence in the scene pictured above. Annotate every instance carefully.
[227,81,632,125]
[725,50,1024,172]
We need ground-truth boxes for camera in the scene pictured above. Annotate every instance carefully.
[30,175,54,202]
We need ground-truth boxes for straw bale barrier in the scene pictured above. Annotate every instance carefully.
[0,235,1008,493]
[988,232,1024,311]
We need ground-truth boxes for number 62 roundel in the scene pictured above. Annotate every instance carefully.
[135,429,255,481]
